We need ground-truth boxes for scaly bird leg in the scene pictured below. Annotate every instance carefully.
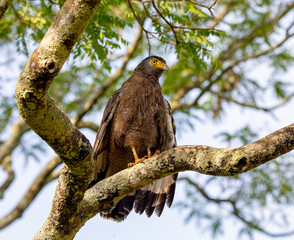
[147,148,152,157]
[128,147,160,167]
[128,146,143,167]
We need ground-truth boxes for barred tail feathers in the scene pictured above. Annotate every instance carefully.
[100,174,177,221]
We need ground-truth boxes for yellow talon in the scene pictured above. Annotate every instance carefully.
[128,147,160,167]
[128,146,142,167]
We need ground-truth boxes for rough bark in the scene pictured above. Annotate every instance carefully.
[15,0,101,239]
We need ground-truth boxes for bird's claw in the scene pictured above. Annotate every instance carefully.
[128,150,160,167]
[128,159,142,167]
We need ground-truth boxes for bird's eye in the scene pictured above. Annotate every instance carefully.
[152,59,158,64]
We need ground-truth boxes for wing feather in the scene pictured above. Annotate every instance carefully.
[89,89,121,185]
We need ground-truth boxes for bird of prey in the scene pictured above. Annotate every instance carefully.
[90,56,177,221]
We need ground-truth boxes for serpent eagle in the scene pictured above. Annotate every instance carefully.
[90,56,177,221]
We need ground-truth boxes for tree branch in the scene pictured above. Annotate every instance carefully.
[15,0,102,239]
[209,90,294,112]
[151,1,179,44]
[0,118,30,165]
[0,156,15,199]
[76,120,99,132]
[179,177,294,237]
[55,122,294,238]
[0,157,61,230]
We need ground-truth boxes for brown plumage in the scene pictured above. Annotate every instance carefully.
[89,56,177,221]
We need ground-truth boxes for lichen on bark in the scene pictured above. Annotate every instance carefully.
[15,0,102,239]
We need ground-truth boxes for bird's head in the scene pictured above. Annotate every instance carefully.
[134,56,169,77]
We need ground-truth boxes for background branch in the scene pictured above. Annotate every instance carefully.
[0,156,15,199]
[0,118,30,165]
[0,156,61,230]
[179,177,294,237]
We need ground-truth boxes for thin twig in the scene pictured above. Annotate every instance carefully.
[151,1,179,44]
[127,0,152,54]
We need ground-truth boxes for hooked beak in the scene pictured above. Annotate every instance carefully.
[162,64,169,71]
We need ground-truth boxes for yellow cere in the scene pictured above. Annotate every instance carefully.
[150,58,166,68]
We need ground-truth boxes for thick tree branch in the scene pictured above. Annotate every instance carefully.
[15,0,99,169]
[14,0,102,239]
[53,122,294,238]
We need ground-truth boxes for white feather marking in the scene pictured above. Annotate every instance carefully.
[152,176,174,207]
[163,100,175,150]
